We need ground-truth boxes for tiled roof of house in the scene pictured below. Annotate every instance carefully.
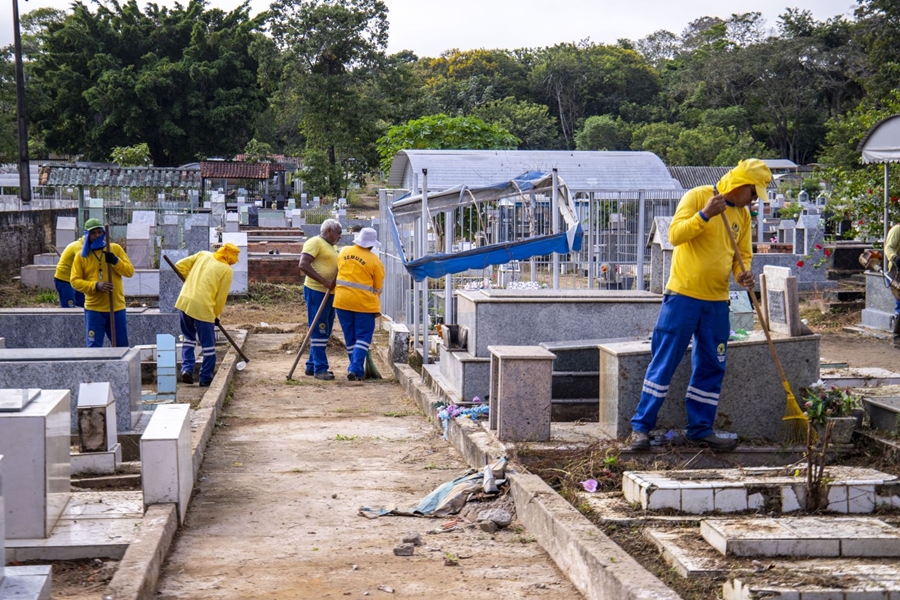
[200,161,286,179]
[39,165,202,188]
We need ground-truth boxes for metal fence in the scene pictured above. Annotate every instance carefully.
[378,187,684,333]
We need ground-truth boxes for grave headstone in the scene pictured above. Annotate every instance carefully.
[776,219,796,248]
[796,214,824,257]
[222,232,248,294]
[729,290,754,333]
[185,217,210,254]
[88,198,104,223]
[760,265,803,336]
[76,382,116,452]
[159,249,189,313]
[0,388,71,539]
[291,209,305,228]
[157,334,176,396]
[126,222,153,268]
[225,212,239,233]
[141,403,192,523]
[55,216,78,248]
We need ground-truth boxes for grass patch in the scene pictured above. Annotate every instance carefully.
[334,434,357,442]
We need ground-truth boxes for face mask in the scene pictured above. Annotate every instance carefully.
[88,231,106,250]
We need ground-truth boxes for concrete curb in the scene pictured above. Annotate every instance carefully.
[104,330,246,600]
[104,504,178,600]
[393,362,680,600]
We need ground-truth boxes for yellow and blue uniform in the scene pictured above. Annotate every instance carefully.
[334,242,384,379]
[301,235,339,375]
[175,246,237,385]
[631,161,764,442]
[70,240,134,347]
[885,223,900,343]
[54,239,85,308]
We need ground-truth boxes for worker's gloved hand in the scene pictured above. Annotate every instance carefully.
[104,251,119,265]
[214,318,221,327]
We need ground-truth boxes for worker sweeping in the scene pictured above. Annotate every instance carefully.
[173,243,240,386]
[627,159,772,452]
[54,237,85,308]
[298,219,342,380]
[334,228,384,381]
[70,218,134,347]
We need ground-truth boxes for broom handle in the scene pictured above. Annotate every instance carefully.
[720,212,791,386]
[105,225,117,347]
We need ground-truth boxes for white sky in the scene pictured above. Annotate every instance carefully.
[1,0,857,57]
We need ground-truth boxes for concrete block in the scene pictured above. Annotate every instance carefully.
[828,485,849,513]
[0,307,179,348]
[645,487,680,511]
[76,381,117,452]
[388,322,410,364]
[458,289,661,358]
[70,443,121,475]
[0,565,52,599]
[598,331,820,441]
[33,253,59,266]
[141,404,192,523]
[714,488,749,513]
[0,347,142,434]
[680,488,714,514]
[19,265,56,290]
[488,346,554,441]
[0,389,71,539]
[157,334,176,394]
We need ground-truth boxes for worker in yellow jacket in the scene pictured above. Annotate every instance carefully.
[54,237,85,308]
[174,243,239,386]
[628,159,771,453]
[333,228,384,381]
[70,218,135,347]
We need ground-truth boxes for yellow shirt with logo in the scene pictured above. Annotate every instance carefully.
[667,185,752,302]
[70,243,135,312]
[54,238,83,281]
[333,245,385,314]
[174,251,234,323]
[300,235,338,293]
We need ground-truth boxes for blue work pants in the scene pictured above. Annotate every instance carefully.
[55,277,84,308]
[85,308,129,347]
[336,310,375,379]
[180,311,217,384]
[304,287,336,374]
[630,294,730,440]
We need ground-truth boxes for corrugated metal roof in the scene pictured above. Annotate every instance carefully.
[387,150,681,191]
[39,165,202,188]
[668,166,778,191]
[858,114,900,164]
[200,161,286,179]
[761,159,800,170]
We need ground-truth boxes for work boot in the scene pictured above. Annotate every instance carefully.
[314,371,335,381]
[304,367,315,377]
[199,380,212,388]
[690,433,738,452]
[181,371,193,384]
[347,372,359,381]
[627,431,651,451]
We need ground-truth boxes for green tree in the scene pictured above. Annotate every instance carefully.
[471,97,560,150]
[574,115,630,150]
[631,121,769,166]
[29,0,267,165]
[268,0,388,197]
[376,114,518,173]
[854,0,900,99]
[242,139,275,163]
[110,143,151,166]
[421,48,529,115]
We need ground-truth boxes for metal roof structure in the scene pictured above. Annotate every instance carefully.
[668,166,778,192]
[387,150,681,191]
[39,165,202,188]
[200,161,286,179]
[858,114,900,164]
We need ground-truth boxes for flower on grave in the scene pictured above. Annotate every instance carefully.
[472,396,482,403]
[824,248,831,257]
[893,196,899,203]
[581,479,599,493]
[797,260,805,267]
[815,244,822,250]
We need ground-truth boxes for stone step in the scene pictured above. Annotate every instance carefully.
[623,466,900,515]
[701,517,900,558]
[552,371,599,399]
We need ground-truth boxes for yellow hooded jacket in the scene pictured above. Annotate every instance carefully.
[666,161,768,301]
[70,243,135,312]
[174,251,234,323]
[54,238,84,282]
[333,245,385,314]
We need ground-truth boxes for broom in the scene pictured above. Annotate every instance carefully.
[720,211,810,445]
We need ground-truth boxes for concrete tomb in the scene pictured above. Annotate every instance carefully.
[0,389,70,539]
[222,232,248,294]
[125,222,153,268]
[141,403,193,523]
[861,270,897,332]
[71,382,121,475]
[0,347,142,434]
[488,345,555,442]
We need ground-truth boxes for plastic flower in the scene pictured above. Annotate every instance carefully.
[893,196,899,203]
[797,260,805,267]
[472,396,482,403]
[824,248,831,257]
[815,244,822,250]
[581,479,599,493]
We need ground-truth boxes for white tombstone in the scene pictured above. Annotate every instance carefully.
[222,231,249,294]
[156,334,177,396]
[126,222,153,268]
[0,389,71,539]
[76,382,117,452]
[141,403,192,523]
[291,209,305,227]
[55,216,78,248]
[225,212,240,233]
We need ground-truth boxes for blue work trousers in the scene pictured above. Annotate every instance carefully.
[630,294,730,440]
[55,277,85,308]
[336,310,376,379]
[180,311,217,385]
[85,308,129,347]
[304,287,336,374]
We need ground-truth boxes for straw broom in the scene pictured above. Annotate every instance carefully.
[720,211,810,445]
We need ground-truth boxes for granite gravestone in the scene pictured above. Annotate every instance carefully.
[761,265,802,336]
[159,249,189,313]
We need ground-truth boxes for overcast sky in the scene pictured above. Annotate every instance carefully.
[1,0,857,56]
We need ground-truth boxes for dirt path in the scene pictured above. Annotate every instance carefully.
[155,333,579,599]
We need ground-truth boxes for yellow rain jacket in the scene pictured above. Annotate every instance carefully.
[333,245,385,314]
[54,238,83,281]
[174,251,234,323]
[70,243,135,311]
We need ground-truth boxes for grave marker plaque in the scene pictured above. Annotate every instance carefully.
[761,265,801,336]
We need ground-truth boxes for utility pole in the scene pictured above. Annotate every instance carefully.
[12,0,32,203]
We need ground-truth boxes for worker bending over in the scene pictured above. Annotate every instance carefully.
[70,218,134,347]
[174,243,239,386]
[334,228,384,381]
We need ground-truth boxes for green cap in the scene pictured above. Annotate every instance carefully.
[84,218,104,231]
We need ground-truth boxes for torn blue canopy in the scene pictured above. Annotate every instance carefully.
[389,171,583,282]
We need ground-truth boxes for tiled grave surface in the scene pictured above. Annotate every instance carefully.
[623,467,899,514]
[0,565,52,599]
[5,491,144,562]
[701,517,900,558]
[0,388,39,412]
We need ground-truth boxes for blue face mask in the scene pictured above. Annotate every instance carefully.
[88,230,106,250]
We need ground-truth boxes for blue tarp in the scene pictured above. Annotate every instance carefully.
[389,171,583,282]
